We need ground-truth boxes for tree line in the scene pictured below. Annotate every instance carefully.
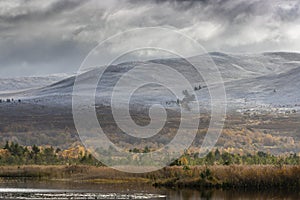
[0,141,101,166]
[1,142,299,167]
[171,149,300,167]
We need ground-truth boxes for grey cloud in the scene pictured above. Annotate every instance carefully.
[0,0,87,23]
[0,0,299,77]
[275,2,300,22]
[0,36,89,77]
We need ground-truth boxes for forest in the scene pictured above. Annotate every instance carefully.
[0,141,299,167]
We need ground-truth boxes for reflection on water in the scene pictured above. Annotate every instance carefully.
[166,189,300,200]
[0,179,299,200]
[0,179,165,200]
[0,188,165,199]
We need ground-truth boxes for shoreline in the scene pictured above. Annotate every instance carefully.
[0,165,299,190]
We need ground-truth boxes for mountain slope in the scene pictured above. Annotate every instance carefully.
[0,75,67,93]
[1,52,300,110]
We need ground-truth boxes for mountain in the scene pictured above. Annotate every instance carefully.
[1,52,300,112]
[0,74,67,93]
[1,52,300,153]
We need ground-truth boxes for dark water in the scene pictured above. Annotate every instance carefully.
[0,179,299,200]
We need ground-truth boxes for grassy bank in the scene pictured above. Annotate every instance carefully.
[0,165,149,183]
[152,165,300,189]
[0,165,299,189]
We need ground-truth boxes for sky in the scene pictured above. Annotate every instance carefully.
[0,0,300,77]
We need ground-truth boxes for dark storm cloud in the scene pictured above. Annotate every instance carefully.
[0,0,299,77]
[0,0,87,24]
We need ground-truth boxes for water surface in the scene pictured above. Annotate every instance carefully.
[0,179,299,199]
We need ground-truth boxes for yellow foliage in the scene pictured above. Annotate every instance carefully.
[61,145,86,159]
[0,149,10,157]
[179,157,189,166]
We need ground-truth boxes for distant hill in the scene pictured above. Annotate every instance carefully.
[0,52,300,154]
[1,52,300,111]
[0,74,67,93]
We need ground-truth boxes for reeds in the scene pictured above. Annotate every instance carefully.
[0,165,299,189]
[153,165,300,189]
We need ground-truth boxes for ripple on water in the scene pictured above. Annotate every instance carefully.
[0,188,166,199]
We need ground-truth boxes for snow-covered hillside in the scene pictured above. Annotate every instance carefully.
[0,74,67,93]
[1,52,300,112]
